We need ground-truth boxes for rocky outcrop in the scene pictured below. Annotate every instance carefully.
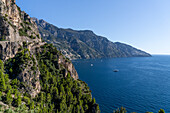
[0,41,19,60]
[0,0,41,41]
[58,55,78,79]
[0,0,41,60]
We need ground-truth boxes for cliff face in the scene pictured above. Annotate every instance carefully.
[0,0,78,98]
[0,0,41,60]
[34,18,151,60]
[0,0,40,41]
[0,1,100,112]
[0,0,44,98]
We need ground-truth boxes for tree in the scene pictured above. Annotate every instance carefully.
[5,90,13,105]
[0,60,4,71]
[23,96,30,105]
[84,104,88,111]
[16,93,22,107]
[15,104,28,113]
[30,101,34,110]
[4,107,13,113]
[40,92,44,103]
[0,91,2,101]
[9,68,13,75]
[4,74,9,85]
[46,93,51,103]
[60,84,65,94]
[76,105,80,113]
[158,109,165,113]
[92,98,96,104]
[0,70,6,91]
[49,103,54,113]
[113,107,127,113]
[67,91,73,104]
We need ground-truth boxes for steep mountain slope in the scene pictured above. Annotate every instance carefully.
[33,18,151,60]
[0,0,99,112]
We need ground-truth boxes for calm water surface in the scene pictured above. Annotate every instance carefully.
[72,55,170,113]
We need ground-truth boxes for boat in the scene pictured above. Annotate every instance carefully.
[113,69,119,72]
[91,64,93,66]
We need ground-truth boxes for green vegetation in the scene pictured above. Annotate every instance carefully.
[113,107,165,113]
[8,21,16,29]
[17,15,37,40]
[19,28,29,37]
[17,6,22,17]
[1,44,99,112]
[19,23,37,39]
[5,48,32,79]
[0,43,165,113]
[24,21,32,25]
[34,44,99,112]
[159,109,165,113]
[0,60,28,112]
[113,107,127,113]
[5,14,8,17]
[3,16,8,21]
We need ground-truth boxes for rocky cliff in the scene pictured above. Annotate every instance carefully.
[0,0,102,112]
[0,0,78,98]
[0,0,42,98]
[0,1,99,113]
[0,0,41,60]
[34,18,151,60]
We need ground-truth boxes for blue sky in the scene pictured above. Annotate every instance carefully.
[16,0,170,54]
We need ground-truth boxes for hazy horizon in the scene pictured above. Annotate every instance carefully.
[16,0,170,55]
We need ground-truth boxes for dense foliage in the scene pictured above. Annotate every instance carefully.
[113,107,127,113]
[34,44,99,112]
[0,43,99,113]
[113,107,165,113]
[0,58,31,112]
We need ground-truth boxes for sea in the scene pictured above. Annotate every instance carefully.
[72,55,170,113]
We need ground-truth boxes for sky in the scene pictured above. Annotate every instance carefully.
[16,0,170,55]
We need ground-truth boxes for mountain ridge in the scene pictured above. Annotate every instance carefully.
[33,18,151,60]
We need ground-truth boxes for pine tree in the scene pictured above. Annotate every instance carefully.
[0,70,6,91]
[92,98,96,104]
[0,91,2,101]
[46,93,51,103]
[158,109,165,113]
[6,90,13,105]
[16,93,22,107]
[0,60,4,71]
[30,101,34,110]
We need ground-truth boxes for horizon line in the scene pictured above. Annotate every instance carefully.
[151,54,170,55]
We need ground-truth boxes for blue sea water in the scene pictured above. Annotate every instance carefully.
[72,55,170,113]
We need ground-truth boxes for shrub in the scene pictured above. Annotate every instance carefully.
[19,29,28,36]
